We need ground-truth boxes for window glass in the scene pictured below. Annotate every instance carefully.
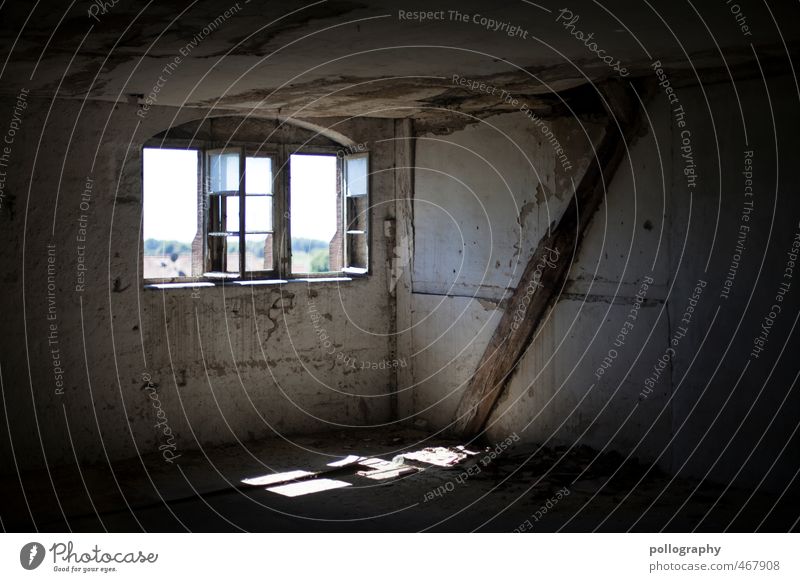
[245,195,272,232]
[245,234,271,272]
[289,154,338,274]
[345,155,367,197]
[209,152,239,192]
[225,235,240,274]
[245,157,272,194]
[142,148,199,279]
[225,196,240,232]
[142,136,367,283]
[344,154,369,272]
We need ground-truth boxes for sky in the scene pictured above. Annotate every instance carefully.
[289,154,337,242]
[143,148,337,244]
[142,148,198,242]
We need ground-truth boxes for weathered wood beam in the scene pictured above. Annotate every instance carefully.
[394,118,415,420]
[453,80,646,438]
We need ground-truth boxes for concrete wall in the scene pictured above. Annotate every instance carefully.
[0,98,399,473]
[2,73,798,495]
[404,74,800,491]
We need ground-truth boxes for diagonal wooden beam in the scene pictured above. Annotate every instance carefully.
[454,80,646,438]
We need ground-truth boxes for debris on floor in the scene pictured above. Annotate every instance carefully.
[484,444,663,492]
[399,446,474,467]
[357,458,418,481]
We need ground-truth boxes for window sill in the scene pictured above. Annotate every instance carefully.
[144,276,361,290]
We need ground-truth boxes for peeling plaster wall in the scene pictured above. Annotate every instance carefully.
[412,112,605,301]
[404,75,800,491]
[402,109,609,426]
[0,97,398,474]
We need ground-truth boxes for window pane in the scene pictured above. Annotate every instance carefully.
[207,194,222,234]
[290,154,338,274]
[246,157,272,194]
[226,235,240,273]
[343,154,369,272]
[346,196,367,233]
[143,148,198,279]
[209,152,240,192]
[245,234,272,272]
[245,195,272,232]
[226,196,240,232]
[346,233,368,270]
[345,155,367,197]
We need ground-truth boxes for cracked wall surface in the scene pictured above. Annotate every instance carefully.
[0,97,399,471]
[403,75,800,492]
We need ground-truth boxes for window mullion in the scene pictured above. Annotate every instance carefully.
[239,146,246,277]
[278,146,289,278]
[200,147,208,275]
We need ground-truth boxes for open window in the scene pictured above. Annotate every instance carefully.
[141,124,370,284]
[142,148,200,280]
[342,153,369,275]
[205,148,276,278]
[289,153,340,275]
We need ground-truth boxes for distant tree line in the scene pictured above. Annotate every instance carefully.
[144,237,327,258]
[144,237,330,272]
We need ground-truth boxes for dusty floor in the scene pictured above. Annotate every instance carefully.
[1,428,797,532]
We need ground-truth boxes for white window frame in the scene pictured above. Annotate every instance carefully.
[141,139,370,285]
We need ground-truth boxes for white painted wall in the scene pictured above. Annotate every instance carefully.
[0,99,399,472]
[404,75,800,491]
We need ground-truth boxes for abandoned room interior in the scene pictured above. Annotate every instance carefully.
[0,0,799,535]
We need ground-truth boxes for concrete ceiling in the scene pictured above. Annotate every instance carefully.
[1,0,798,119]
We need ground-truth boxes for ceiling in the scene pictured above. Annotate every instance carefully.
[1,0,797,119]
